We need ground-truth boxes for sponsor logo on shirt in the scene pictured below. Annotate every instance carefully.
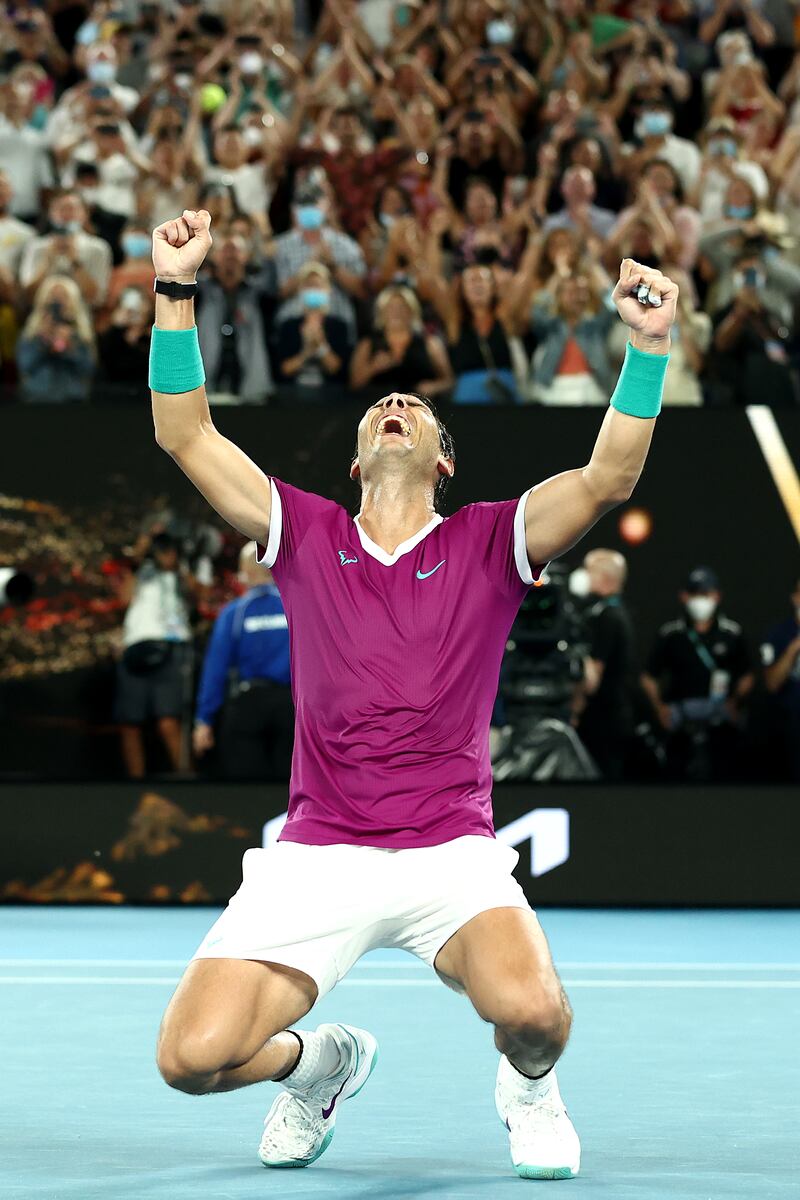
[338,551,358,565]
[416,559,446,580]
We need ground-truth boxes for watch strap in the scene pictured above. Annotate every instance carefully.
[154,278,198,300]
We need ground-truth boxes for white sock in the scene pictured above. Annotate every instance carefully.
[506,1057,555,1101]
[279,1028,344,1092]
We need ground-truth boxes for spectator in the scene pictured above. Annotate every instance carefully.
[0,170,35,276]
[292,104,409,239]
[611,159,701,273]
[760,576,800,782]
[204,122,277,226]
[437,264,523,403]
[17,276,96,403]
[625,96,701,194]
[641,567,754,781]
[196,232,273,404]
[19,191,112,308]
[275,262,350,402]
[271,183,367,341]
[542,166,617,240]
[47,42,138,151]
[576,549,635,781]
[114,531,199,780]
[530,273,614,405]
[193,542,293,781]
[707,257,798,406]
[350,284,452,399]
[62,115,150,222]
[102,223,155,323]
[137,132,197,231]
[451,177,518,271]
[0,74,55,222]
[444,109,521,210]
[98,287,154,397]
[693,117,769,224]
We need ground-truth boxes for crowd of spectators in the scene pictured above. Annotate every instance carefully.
[1,0,800,404]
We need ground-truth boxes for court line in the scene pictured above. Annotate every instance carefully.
[2,959,800,970]
[3,976,800,989]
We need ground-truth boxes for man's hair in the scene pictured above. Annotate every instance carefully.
[352,395,456,513]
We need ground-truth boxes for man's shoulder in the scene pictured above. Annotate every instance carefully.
[717,615,743,637]
[272,476,349,520]
[657,618,686,638]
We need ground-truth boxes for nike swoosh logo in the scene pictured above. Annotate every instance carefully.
[321,1073,350,1120]
[416,560,446,580]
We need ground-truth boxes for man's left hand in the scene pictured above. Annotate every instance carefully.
[612,258,678,349]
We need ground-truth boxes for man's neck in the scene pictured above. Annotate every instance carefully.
[692,618,713,634]
[357,479,437,556]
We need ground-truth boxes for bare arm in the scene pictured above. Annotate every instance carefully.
[524,260,677,565]
[764,637,800,693]
[150,210,271,545]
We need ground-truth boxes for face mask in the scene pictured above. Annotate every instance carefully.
[379,212,397,229]
[239,52,263,75]
[122,233,151,259]
[87,61,116,84]
[486,18,514,45]
[639,112,672,137]
[52,219,82,234]
[28,104,48,131]
[296,205,324,231]
[709,137,737,157]
[76,21,99,45]
[686,596,717,622]
[242,125,262,147]
[725,204,753,220]
[302,288,328,309]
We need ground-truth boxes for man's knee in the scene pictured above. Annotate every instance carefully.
[157,1027,233,1094]
[485,981,571,1053]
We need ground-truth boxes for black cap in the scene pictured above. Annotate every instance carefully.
[294,183,324,206]
[685,566,719,594]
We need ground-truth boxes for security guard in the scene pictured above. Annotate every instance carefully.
[193,542,292,779]
[576,549,636,780]
[641,566,753,780]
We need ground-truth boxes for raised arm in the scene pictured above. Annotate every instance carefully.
[149,210,271,545]
[524,259,677,565]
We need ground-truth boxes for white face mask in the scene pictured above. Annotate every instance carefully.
[239,52,263,75]
[686,596,717,623]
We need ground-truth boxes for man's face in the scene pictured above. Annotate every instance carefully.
[214,235,248,272]
[50,195,86,230]
[562,166,594,206]
[155,547,178,571]
[352,394,452,497]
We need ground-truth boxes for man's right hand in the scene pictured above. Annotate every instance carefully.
[152,209,213,284]
[193,721,215,756]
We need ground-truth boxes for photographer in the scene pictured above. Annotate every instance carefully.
[708,246,798,406]
[114,530,201,780]
[98,287,154,396]
[17,276,96,403]
[19,191,111,308]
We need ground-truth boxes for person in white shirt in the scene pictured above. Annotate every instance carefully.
[692,117,769,225]
[626,97,701,195]
[62,118,150,221]
[114,531,200,780]
[0,80,55,220]
[46,43,139,153]
[0,171,35,275]
[19,190,112,307]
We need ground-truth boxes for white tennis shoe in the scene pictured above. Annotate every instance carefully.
[258,1023,379,1169]
[495,1055,581,1180]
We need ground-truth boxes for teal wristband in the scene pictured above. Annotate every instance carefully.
[609,341,669,419]
[149,326,206,394]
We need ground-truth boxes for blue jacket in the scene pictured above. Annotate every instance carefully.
[195,585,290,723]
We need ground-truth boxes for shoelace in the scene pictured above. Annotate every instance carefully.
[507,1095,567,1127]
[263,1093,326,1153]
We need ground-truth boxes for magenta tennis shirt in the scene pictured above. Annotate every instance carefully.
[257,478,541,848]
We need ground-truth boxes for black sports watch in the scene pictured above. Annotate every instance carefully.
[154,277,198,300]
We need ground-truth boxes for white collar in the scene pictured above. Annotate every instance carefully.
[353,512,443,566]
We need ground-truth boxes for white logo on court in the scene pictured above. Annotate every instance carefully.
[262,807,570,878]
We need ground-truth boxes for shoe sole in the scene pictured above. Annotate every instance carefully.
[260,1027,379,1169]
[515,1164,579,1180]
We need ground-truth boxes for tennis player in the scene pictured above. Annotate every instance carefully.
[151,209,676,1181]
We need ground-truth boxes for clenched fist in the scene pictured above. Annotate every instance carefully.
[152,209,213,284]
[612,258,678,347]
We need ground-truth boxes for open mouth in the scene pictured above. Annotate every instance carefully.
[376,414,412,438]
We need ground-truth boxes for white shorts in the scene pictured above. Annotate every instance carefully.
[192,835,532,999]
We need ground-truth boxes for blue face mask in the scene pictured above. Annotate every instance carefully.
[122,233,151,259]
[725,204,754,220]
[87,61,116,84]
[710,138,737,157]
[302,288,328,309]
[296,205,324,231]
[642,112,671,136]
[28,104,48,131]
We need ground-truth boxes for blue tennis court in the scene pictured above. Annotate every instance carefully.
[2,907,798,1199]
